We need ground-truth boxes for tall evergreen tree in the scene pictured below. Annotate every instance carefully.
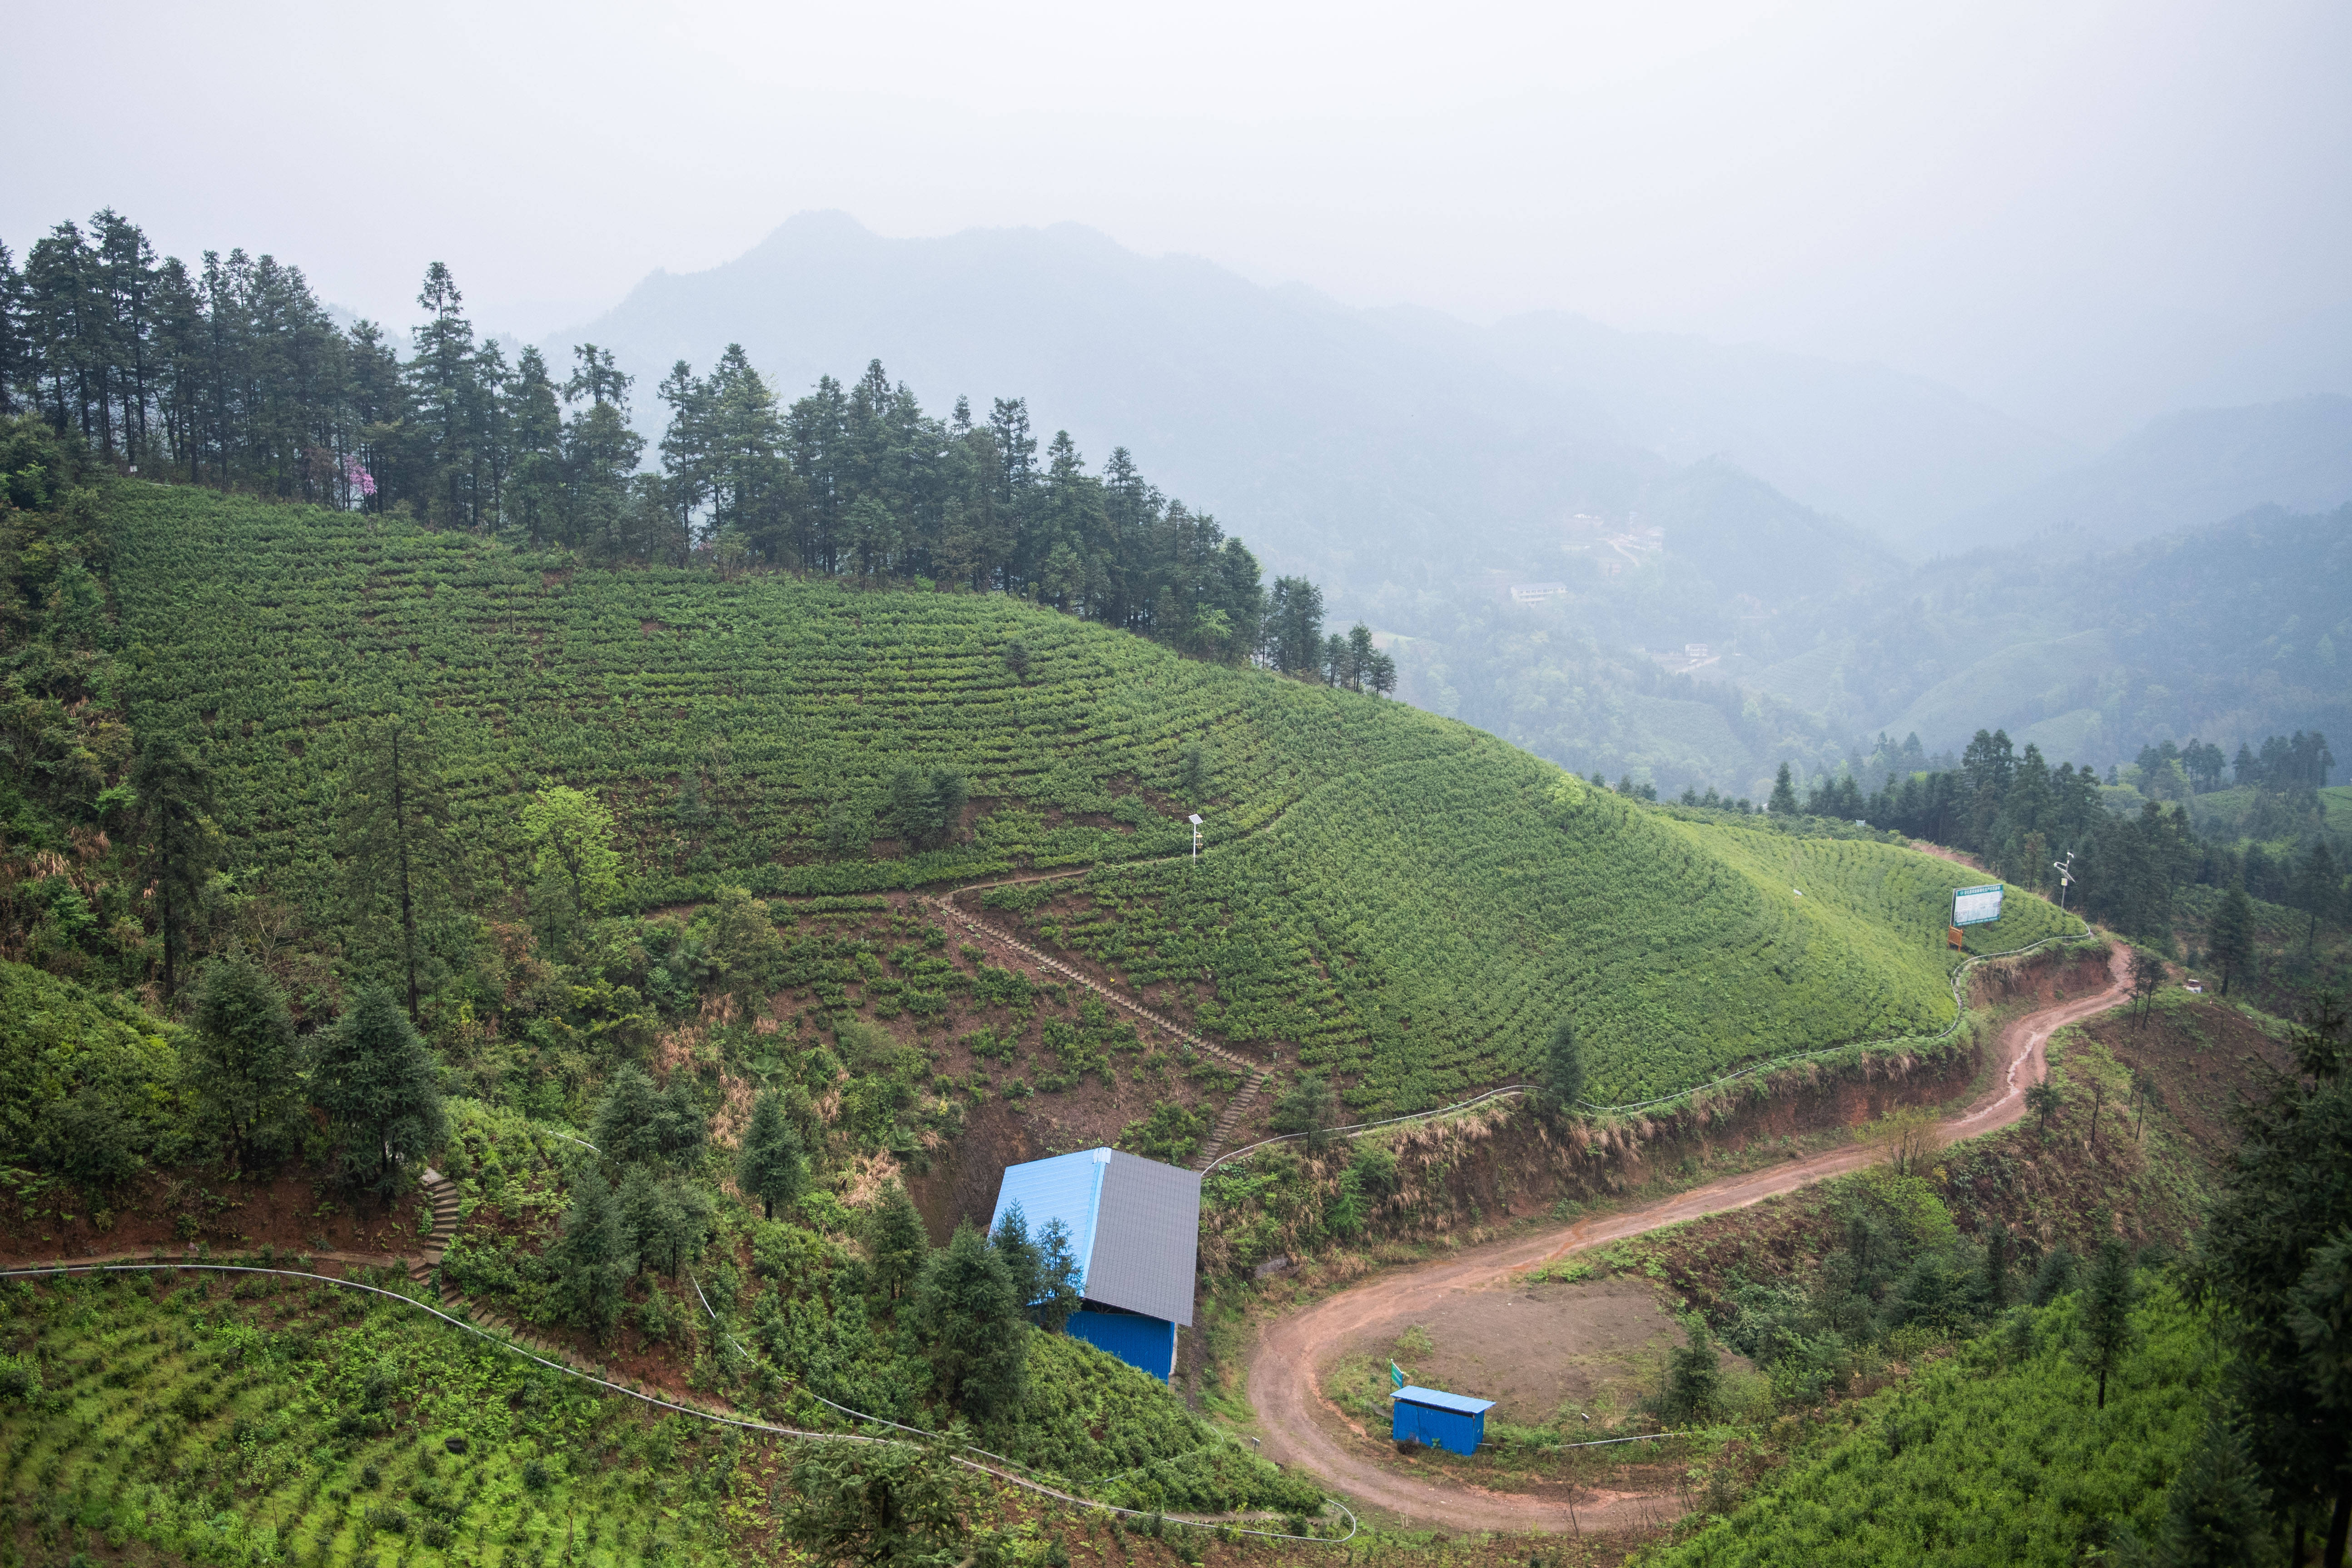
[2210,884,2255,997]
[737,1090,808,1220]
[503,344,564,543]
[1664,1323,1722,1422]
[2295,841,2342,957]
[865,1180,929,1302]
[341,721,464,1022]
[590,1064,707,1172]
[2198,990,2352,1563]
[550,1164,631,1334]
[2076,1239,2138,1409]
[0,240,24,417]
[783,1439,974,1568]
[1769,762,1800,815]
[1031,1218,1083,1333]
[1539,1018,1585,1116]
[2144,1418,2272,1568]
[313,988,449,1201]
[408,262,485,528]
[913,1221,1027,1419]
[990,1202,1042,1313]
[129,732,212,1000]
[188,948,303,1169]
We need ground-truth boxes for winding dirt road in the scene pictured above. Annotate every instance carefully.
[1244,942,2131,1533]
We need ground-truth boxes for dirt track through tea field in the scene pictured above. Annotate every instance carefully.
[1245,942,2132,1534]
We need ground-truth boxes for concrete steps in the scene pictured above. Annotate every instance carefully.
[1193,1070,1273,1170]
[405,1168,461,1284]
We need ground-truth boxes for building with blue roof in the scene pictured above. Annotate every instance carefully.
[1391,1385,1496,1455]
[988,1147,1200,1380]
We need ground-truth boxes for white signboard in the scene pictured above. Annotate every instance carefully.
[1953,884,2004,926]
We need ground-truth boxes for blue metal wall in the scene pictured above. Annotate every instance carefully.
[1391,1399,1485,1456]
[1066,1310,1178,1381]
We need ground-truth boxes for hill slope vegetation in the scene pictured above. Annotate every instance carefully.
[114,485,2069,1107]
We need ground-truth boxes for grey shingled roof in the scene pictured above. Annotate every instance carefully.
[1082,1150,1202,1325]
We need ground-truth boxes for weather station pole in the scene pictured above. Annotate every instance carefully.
[2052,850,2077,912]
[1188,813,1203,860]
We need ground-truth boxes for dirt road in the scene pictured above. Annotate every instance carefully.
[1244,942,2130,1533]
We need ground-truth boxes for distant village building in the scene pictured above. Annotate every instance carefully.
[1684,643,1710,660]
[1508,582,1569,606]
[989,1148,1200,1380]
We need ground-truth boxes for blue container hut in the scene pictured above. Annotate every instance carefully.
[988,1147,1200,1381]
[1391,1386,1496,1455]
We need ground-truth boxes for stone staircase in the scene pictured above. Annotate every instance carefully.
[1192,1069,1273,1171]
[408,1168,601,1372]
[405,1168,459,1286]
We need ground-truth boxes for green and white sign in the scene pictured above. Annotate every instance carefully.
[1953,884,2004,926]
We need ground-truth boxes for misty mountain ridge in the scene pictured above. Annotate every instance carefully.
[555,212,2026,581]
[554,211,2348,791]
[1944,393,2352,554]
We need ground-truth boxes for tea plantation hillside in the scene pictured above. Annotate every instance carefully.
[111,485,2070,1108]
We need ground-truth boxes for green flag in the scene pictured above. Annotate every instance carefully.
[1391,1361,1406,1390]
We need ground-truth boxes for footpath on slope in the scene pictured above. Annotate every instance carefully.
[920,884,1277,1168]
[1243,942,2133,1535]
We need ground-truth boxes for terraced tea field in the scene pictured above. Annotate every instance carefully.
[112,486,2070,1109]
[0,1269,735,1568]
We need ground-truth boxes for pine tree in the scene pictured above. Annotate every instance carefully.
[737,1090,807,1220]
[992,1202,1042,1312]
[617,1166,704,1279]
[2210,884,2254,996]
[1769,762,1799,815]
[408,263,485,528]
[2132,945,2168,1027]
[2295,841,2342,957]
[2204,992,2352,1563]
[1033,1217,1083,1333]
[1982,1225,2013,1309]
[1664,1324,1722,1423]
[783,1439,972,1568]
[551,1165,631,1334]
[914,1222,1027,1419]
[2076,1239,2138,1410]
[1270,1072,1338,1148]
[340,722,464,1022]
[129,732,212,1000]
[866,1180,930,1301]
[0,240,24,417]
[2153,1418,2272,1568]
[503,344,564,543]
[312,988,449,1202]
[1538,1018,1585,1117]
[189,948,302,1170]
[590,1065,707,1173]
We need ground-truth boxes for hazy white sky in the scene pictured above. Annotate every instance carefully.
[14,0,2350,437]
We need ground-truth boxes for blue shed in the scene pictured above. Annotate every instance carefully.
[1391,1385,1496,1456]
[988,1148,1200,1381]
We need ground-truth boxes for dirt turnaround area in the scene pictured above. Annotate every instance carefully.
[1245,941,2133,1534]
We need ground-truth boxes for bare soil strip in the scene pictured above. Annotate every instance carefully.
[1245,943,2131,1533]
